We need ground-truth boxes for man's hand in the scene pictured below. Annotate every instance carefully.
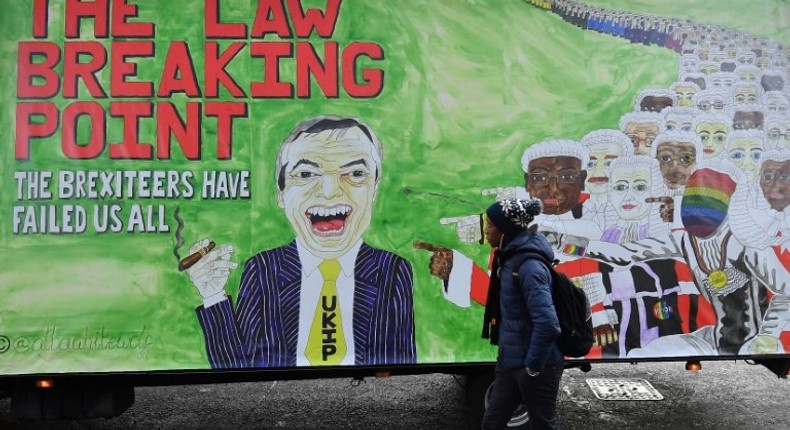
[536,226,590,258]
[481,186,521,201]
[537,226,564,250]
[440,214,484,244]
[593,324,619,347]
[186,238,238,302]
[414,241,454,282]
[646,196,674,223]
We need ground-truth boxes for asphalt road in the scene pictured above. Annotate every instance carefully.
[1,361,789,429]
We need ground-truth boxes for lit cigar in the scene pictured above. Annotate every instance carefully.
[413,240,450,253]
[178,241,216,271]
[645,196,673,204]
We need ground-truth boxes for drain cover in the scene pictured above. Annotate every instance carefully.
[585,378,664,401]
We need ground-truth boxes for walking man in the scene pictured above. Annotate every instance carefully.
[481,199,564,430]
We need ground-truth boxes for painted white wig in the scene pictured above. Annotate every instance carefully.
[619,111,662,132]
[581,129,634,157]
[521,139,589,173]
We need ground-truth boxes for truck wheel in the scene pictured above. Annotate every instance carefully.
[465,366,529,429]
[464,366,494,427]
[484,382,530,428]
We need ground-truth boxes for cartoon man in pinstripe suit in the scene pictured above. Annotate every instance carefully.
[186,115,416,368]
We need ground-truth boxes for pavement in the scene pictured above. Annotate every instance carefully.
[1,360,789,429]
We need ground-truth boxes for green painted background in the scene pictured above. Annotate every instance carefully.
[1,0,788,375]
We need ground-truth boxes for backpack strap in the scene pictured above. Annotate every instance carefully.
[507,252,555,326]
[509,252,554,280]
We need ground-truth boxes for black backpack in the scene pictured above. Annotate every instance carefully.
[511,252,594,358]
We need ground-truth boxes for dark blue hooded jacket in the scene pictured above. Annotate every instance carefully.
[497,231,563,371]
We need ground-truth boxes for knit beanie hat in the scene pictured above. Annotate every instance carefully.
[486,199,543,238]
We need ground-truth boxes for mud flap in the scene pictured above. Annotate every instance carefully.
[754,358,790,379]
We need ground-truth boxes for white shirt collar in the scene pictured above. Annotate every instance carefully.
[295,237,363,278]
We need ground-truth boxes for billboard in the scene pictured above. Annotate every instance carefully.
[1,0,789,375]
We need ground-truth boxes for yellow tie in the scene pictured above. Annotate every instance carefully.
[306,259,346,365]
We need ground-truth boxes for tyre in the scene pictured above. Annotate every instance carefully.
[464,366,494,428]
[484,382,529,428]
[465,366,529,429]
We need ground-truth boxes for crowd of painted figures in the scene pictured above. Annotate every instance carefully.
[437,0,790,360]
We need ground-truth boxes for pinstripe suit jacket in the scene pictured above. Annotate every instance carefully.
[196,240,416,368]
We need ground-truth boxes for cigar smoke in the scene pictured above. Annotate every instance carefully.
[173,206,185,261]
[401,187,481,208]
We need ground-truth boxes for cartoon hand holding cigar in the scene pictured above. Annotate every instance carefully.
[413,240,454,283]
[182,238,238,304]
[645,196,674,223]
[179,241,216,271]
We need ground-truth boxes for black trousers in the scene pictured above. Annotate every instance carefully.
[481,359,564,430]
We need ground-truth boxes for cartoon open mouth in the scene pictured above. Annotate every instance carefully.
[588,177,609,184]
[703,148,715,154]
[306,205,352,237]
